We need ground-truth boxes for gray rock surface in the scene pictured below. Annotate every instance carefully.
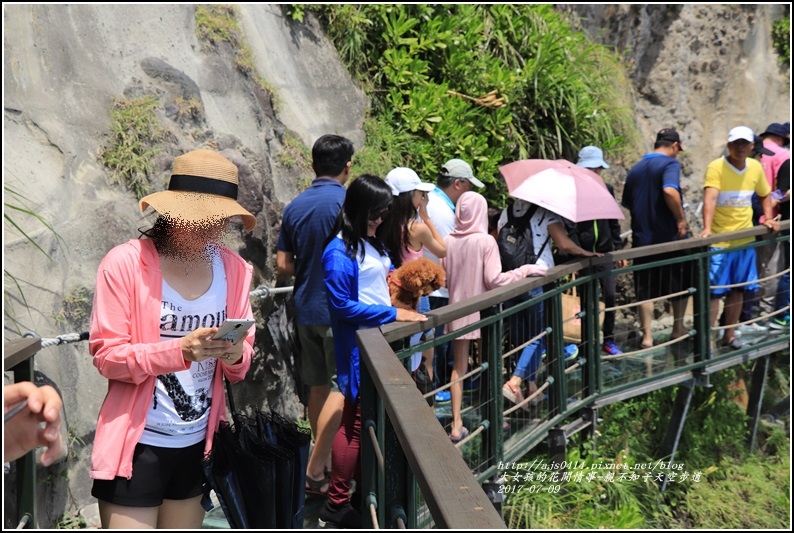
[2,3,789,527]
[3,4,365,527]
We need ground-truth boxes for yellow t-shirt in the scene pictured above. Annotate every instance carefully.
[704,156,771,248]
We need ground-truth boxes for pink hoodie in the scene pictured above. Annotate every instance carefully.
[441,192,546,339]
[88,239,254,480]
[760,139,791,221]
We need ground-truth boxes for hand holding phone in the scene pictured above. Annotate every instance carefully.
[211,319,256,345]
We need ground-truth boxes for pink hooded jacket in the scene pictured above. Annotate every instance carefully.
[441,192,546,339]
[89,239,254,480]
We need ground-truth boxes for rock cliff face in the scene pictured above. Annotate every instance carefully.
[3,4,367,526]
[563,4,790,225]
[2,4,790,526]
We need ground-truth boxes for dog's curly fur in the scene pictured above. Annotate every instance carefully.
[388,258,447,310]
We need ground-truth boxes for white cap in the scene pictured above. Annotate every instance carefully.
[727,126,754,143]
[439,159,485,188]
[576,146,609,169]
[385,167,435,196]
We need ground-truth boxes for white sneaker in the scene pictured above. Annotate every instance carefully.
[737,322,768,336]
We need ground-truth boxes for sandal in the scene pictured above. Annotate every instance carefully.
[502,382,529,412]
[450,427,470,443]
[305,472,330,497]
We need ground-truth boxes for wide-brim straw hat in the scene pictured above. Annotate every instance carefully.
[139,149,256,232]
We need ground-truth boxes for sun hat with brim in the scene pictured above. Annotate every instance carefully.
[385,167,435,196]
[752,135,775,157]
[576,146,609,169]
[139,149,256,232]
[760,122,790,146]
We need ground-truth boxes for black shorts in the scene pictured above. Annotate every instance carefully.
[91,440,205,507]
[633,251,694,302]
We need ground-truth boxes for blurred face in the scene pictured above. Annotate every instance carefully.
[367,204,391,236]
[412,189,427,209]
[728,139,753,161]
[457,178,473,193]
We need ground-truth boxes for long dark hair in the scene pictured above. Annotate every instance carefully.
[376,190,416,268]
[324,174,393,261]
[139,215,172,253]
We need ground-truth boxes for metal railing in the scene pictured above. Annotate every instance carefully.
[357,222,790,528]
[4,337,43,529]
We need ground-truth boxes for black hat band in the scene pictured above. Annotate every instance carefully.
[169,174,238,199]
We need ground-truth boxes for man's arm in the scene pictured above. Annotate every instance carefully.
[276,250,295,277]
[759,194,781,232]
[662,186,687,239]
[548,222,602,258]
[698,187,718,238]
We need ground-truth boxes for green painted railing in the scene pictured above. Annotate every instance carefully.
[357,222,790,528]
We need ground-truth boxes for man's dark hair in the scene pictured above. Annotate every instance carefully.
[312,134,354,178]
[436,174,456,189]
[654,128,682,150]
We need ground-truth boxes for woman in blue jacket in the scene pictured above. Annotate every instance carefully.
[319,175,427,528]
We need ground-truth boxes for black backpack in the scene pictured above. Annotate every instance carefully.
[497,203,550,272]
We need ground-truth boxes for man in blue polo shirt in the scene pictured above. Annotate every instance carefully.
[622,127,691,349]
[277,134,353,495]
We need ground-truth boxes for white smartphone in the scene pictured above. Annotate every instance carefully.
[211,319,256,345]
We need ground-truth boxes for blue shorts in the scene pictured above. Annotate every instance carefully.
[709,247,759,297]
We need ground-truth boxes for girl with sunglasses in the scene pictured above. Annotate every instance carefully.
[319,175,427,528]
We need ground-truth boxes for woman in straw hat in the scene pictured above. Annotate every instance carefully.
[88,149,257,528]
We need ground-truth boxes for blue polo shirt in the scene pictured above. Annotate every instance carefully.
[277,178,345,325]
[621,153,683,247]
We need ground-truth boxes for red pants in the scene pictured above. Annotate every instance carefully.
[327,398,361,506]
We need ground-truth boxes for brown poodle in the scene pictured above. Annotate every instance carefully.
[388,257,447,311]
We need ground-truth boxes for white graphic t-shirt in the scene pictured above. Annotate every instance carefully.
[139,252,228,448]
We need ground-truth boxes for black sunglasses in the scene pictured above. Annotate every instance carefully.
[369,205,391,221]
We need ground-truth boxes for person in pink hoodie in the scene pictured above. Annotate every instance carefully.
[88,149,256,529]
[441,191,547,441]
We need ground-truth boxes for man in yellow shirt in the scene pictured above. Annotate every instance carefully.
[699,126,780,349]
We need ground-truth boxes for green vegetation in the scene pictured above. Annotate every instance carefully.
[685,453,790,528]
[54,511,86,529]
[308,4,640,207]
[3,183,64,331]
[772,16,790,65]
[174,96,204,123]
[99,95,163,200]
[504,363,790,528]
[504,447,665,529]
[195,4,281,110]
[277,131,314,191]
[57,286,93,331]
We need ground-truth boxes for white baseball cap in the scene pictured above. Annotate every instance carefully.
[385,167,435,196]
[727,126,754,143]
[439,159,485,188]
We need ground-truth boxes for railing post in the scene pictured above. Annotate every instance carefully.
[694,248,713,361]
[481,305,502,475]
[548,282,566,419]
[658,379,695,492]
[5,337,41,529]
[384,413,411,528]
[746,355,770,452]
[582,269,599,399]
[360,361,383,528]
